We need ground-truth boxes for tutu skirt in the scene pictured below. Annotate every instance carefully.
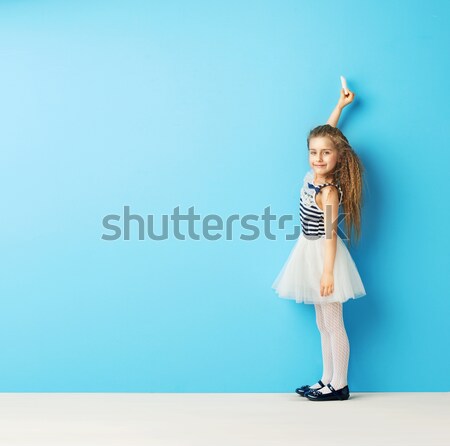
[272,233,367,304]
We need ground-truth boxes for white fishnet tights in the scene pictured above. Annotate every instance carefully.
[309,302,350,393]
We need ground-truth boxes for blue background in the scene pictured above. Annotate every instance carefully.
[0,0,448,392]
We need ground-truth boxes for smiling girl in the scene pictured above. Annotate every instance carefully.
[272,86,367,401]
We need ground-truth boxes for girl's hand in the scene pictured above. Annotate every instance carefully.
[337,87,355,109]
[320,271,334,297]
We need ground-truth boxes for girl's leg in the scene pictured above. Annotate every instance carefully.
[310,303,334,389]
[319,301,350,393]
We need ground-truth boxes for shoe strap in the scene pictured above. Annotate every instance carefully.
[318,379,325,387]
[327,383,344,400]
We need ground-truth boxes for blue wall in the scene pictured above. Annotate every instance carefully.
[0,0,448,392]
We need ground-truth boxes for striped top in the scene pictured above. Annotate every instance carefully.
[299,169,343,239]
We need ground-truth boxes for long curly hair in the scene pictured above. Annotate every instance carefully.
[307,124,365,246]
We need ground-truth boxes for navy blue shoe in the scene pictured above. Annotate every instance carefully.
[295,380,325,397]
[305,383,350,401]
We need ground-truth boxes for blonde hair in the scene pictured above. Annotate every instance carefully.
[307,124,365,246]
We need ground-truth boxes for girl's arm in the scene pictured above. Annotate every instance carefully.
[326,88,355,127]
[319,186,340,297]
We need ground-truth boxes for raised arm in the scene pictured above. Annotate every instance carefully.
[326,88,356,127]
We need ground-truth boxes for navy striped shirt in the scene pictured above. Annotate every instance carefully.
[299,170,343,239]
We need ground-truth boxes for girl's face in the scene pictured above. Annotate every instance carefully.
[308,136,340,178]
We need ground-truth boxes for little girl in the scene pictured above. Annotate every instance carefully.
[272,86,367,401]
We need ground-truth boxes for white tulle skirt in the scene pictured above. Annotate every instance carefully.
[272,233,367,304]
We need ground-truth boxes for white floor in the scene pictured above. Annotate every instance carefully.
[0,393,448,446]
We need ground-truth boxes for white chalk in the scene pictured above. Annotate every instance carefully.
[340,75,349,95]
